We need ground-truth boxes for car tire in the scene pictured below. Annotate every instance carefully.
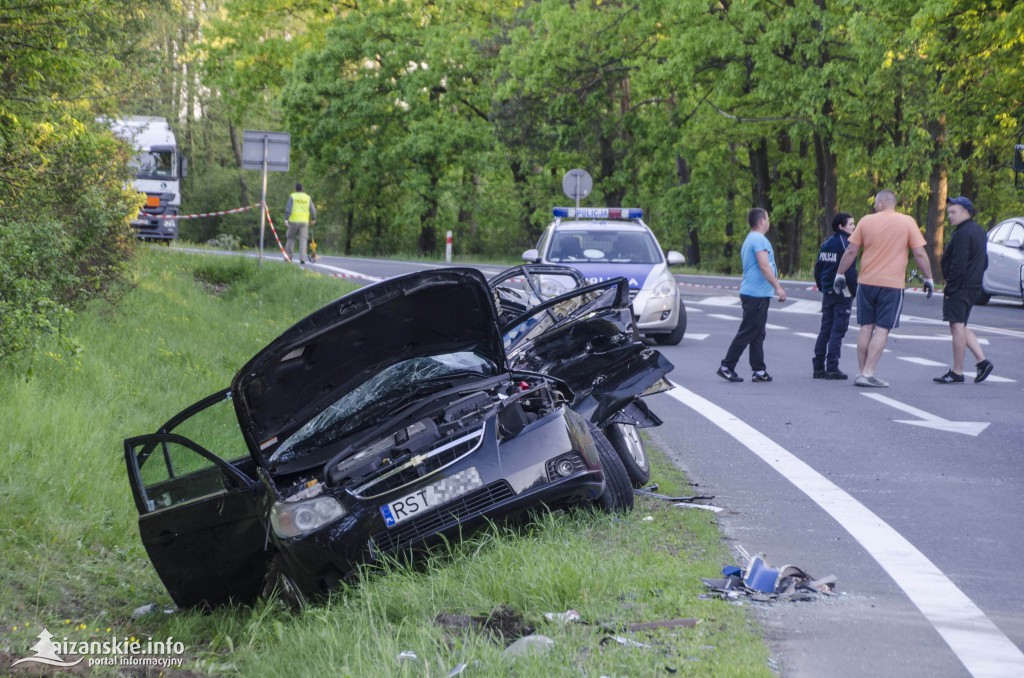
[589,423,634,513]
[262,559,306,612]
[604,423,651,488]
[652,300,687,346]
[975,291,991,305]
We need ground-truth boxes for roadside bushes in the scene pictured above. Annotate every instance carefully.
[0,119,140,361]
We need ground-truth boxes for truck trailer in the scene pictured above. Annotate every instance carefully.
[110,116,187,241]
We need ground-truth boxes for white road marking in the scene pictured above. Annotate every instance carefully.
[774,299,823,314]
[899,357,946,366]
[794,332,819,339]
[685,333,710,341]
[708,314,740,322]
[889,333,990,345]
[765,323,788,330]
[861,393,990,436]
[665,385,1024,678]
[689,297,741,307]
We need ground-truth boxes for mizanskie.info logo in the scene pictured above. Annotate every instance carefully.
[13,627,186,669]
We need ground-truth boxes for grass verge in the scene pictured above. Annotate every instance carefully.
[0,248,769,676]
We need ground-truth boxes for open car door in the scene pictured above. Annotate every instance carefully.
[124,389,271,608]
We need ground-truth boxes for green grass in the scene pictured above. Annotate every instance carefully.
[0,249,770,676]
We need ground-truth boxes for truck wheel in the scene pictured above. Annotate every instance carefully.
[653,300,687,345]
[604,423,651,488]
[589,423,634,513]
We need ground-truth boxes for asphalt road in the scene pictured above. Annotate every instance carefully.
[282,253,1024,677]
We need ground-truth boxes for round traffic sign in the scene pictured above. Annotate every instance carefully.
[562,169,593,201]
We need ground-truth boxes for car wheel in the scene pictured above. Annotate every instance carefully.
[589,423,634,513]
[975,291,991,305]
[652,300,687,346]
[604,423,651,488]
[261,559,306,612]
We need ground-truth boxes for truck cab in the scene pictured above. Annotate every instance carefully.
[111,117,187,241]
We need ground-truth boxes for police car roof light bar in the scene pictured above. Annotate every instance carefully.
[552,207,643,219]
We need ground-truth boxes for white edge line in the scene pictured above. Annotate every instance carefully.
[665,385,1024,678]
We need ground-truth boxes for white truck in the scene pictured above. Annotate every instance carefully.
[110,116,187,241]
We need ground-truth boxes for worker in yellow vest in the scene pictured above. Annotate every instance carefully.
[284,182,317,264]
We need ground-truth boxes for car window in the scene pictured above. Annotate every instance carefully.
[271,352,497,468]
[1005,222,1024,245]
[988,222,1011,243]
[548,229,661,264]
[136,440,236,511]
[166,395,249,463]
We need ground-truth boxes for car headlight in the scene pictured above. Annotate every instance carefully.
[651,279,677,298]
[271,496,347,539]
[538,276,568,298]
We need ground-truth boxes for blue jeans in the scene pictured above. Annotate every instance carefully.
[813,293,852,372]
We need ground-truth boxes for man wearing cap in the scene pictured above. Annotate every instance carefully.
[812,212,858,379]
[833,189,935,387]
[934,196,993,384]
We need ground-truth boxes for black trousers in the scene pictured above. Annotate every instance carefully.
[722,295,771,372]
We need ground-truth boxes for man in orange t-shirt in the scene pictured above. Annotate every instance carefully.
[833,189,934,387]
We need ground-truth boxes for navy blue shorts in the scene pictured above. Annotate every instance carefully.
[856,284,904,329]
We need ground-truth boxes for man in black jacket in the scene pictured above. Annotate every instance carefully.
[812,212,858,379]
[934,196,994,383]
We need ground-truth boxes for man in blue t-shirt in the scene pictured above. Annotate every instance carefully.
[717,208,788,383]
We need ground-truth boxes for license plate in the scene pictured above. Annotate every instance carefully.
[380,467,483,527]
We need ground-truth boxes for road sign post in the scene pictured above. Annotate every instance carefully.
[242,130,290,265]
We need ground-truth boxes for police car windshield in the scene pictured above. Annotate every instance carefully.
[549,230,661,264]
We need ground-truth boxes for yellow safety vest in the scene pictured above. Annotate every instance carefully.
[289,192,312,223]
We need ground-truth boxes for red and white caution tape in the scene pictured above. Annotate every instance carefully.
[262,202,292,262]
[136,203,262,221]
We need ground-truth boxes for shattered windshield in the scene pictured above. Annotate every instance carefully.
[269,352,497,468]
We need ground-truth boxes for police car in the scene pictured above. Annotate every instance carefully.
[522,207,687,345]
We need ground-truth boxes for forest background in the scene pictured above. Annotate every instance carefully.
[2,0,1023,357]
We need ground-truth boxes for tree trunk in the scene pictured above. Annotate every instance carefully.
[925,114,947,280]
[675,153,699,266]
[228,124,251,207]
[813,129,837,242]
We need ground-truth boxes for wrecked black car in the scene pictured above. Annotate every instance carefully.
[124,266,673,609]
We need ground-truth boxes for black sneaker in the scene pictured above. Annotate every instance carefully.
[825,370,848,380]
[975,360,994,383]
[717,366,743,382]
[752,371,773,383]
[813,369,827,379]
[933,370,964,384]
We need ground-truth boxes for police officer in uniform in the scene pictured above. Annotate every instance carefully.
[284,182,316,264]
[812,212,858,379]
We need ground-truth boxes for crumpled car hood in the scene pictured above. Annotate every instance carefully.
[231,268,506,461]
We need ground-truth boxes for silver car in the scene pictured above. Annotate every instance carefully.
[979,217,1024,305]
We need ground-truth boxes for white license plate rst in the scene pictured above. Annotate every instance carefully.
[380,467,483,527]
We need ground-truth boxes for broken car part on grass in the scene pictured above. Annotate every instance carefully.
[123,266,674,609]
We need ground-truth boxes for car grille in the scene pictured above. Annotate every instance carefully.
[351,427,485,499]
[369,480,515,554]
[545,453,587,482]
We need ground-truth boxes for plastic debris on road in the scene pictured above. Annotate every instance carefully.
[702,545,837,602]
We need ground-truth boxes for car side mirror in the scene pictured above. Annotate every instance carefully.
[666,251,686,266]
[522,249,540,263]
[1004,239,1023,250]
